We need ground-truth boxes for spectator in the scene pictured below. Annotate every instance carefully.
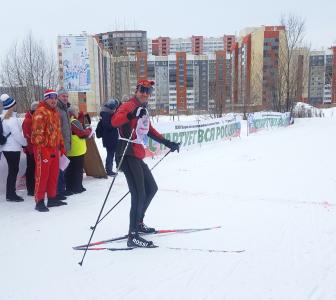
[65,106,93,194]
[0,94,27,202]
[100,99,120,176]
[31,89,67,212]
[56,88,72,199]
[22,101,39,196]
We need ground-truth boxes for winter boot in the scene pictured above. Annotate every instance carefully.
[106,170,117,177]
[55,194,67,201]
[138,223,156,234]
[35,200,49,212]
[127,232,155,248]
[64,190,74,196]
[47,198,68,207]
[6,194,24,202]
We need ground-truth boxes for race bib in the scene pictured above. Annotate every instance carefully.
[135,112,150,144]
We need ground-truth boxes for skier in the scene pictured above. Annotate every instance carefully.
[111,79,180,248]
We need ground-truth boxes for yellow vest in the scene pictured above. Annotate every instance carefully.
[67,117,87,157]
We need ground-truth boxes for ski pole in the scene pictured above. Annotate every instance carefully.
[90,149,172,230]
[79,129,134,267]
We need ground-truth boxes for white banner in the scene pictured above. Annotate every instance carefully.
[247,112,290,135]
[60,36,91,92]
[144,116,241,157]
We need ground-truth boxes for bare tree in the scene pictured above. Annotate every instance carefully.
[280,14,307,112]
[250,51,265,111]
[0,32,57,112]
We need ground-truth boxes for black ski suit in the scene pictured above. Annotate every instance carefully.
[111,97,164,233]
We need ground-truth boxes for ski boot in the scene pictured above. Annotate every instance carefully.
[137,223,156,234]
[127,232,156,248]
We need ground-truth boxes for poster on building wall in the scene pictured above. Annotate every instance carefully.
[60,36,91,92]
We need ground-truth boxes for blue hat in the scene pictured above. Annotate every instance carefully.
[104,99,120,110]
[1,94,16,110]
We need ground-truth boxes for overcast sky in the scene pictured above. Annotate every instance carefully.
[0,0,335,58]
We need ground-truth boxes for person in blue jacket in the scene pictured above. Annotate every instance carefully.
[100,99,120,176]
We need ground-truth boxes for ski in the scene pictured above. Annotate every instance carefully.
[74,245,245,253]
[166,247,245,253]
[73,226,221,250]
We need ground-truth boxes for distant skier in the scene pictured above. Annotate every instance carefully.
[112,79,180,248]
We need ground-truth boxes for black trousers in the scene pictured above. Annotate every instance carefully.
[25,153,35,195]
[3,151,20,198]
[65,155,84,193]
[120,156,158,233]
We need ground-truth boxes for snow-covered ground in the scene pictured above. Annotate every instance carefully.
[1,117,336,300]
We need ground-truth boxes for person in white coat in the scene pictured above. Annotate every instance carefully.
[0,94,27,201]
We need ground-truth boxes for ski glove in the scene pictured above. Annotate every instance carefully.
[127,107,147,120]
[162,139,181,153]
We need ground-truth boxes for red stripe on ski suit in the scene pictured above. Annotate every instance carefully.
[111,97,164,160]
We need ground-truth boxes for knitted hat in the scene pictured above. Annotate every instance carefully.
[44,89,58,100]
[136,79,155,88]
[104,99,120,111]
[68,105,78,117]
[30,101,39,111]
[0,94,16,110]
[57,88,68,96]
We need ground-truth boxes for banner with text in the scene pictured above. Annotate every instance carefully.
[247,112,290,135]
[144,116,241,157]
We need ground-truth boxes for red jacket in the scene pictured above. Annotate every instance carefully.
[22,111,34,154]
[70,117,92,138]
[31,102,65,154]
[111,97,164,159]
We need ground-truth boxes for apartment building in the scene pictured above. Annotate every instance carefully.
[150,36,226,55]
[231,26,288,111]
[95,30,147,56]
[308,48,336,105]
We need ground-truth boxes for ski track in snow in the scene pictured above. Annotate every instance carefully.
[1,118,336,300]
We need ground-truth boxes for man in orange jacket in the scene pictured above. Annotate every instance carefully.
[31,89,67,212]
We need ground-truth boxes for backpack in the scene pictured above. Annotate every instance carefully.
[0,118,11,146]
[95,119,103,139]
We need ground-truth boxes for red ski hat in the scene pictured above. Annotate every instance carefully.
[44,89,58,100]
[136,79,155,88]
